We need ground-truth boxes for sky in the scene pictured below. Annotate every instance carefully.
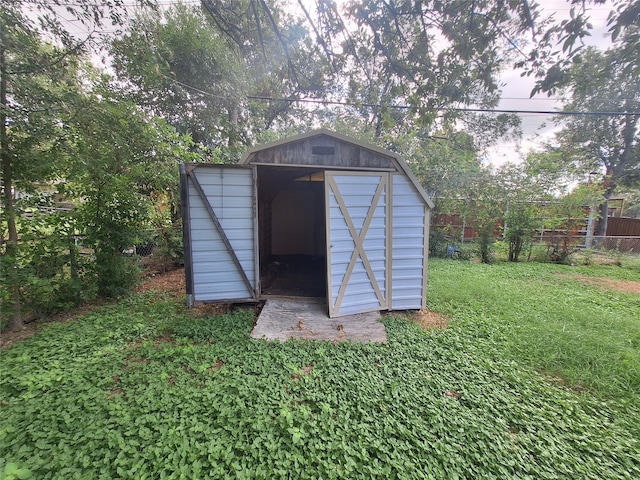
[485,1,615,166]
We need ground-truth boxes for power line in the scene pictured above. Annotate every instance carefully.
[33,0,199,6]
[157,74,640,117]
[158,74,229,101]
[247,95,640,116]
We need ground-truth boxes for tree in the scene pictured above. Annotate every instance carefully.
[331,0,528,139]
[1,1,188,331]
[552,47,639,236]
[111,4,246,154]
[196,0,535,144]
[494,163,540,262]
[405,130,483,201]
[112,2,332,157]
[545,185,602,263]
[63,79,194,297]
[523,0,640,96]
[464,168,506,264]
[1,5,94,331]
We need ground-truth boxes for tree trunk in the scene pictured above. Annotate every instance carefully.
[1,29,24,331]
[594,175,615,238]
[228,106,239,148]
[594,199,609,238]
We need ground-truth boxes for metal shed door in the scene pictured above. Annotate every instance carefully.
[182,165,258,303]
[325,172,389,317]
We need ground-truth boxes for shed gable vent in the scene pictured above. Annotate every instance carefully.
[312,146,335,155]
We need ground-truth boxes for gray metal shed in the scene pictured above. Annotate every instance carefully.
[180,129,434,317]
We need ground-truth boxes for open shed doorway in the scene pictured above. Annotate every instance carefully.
[257,166,327,297]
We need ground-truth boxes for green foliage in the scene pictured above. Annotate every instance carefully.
[2,263,639,478]
[154,224,185,268]
[0,462,32,480]
[428,228,451,258]
[18,248,92,316]
[406,129,482,200]
[429,260,640,400]
[525,0,640,96]
[111,2,331,154]
[543,185,602,264]
[1,207,94,319]
[1,3,197,329]
[166,309,255,343]
[465,169,506,264]
[504,203,537,262]
[111,4,246,152]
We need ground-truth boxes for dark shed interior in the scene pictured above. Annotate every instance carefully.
[256,166,326,297]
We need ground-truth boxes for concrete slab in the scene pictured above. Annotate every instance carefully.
[251,298,387,343]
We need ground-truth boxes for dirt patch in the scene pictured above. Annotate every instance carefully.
[444,390,461,399]
[154,333,175,345]
[107,387,125,400]
[135,267,185,296]
[0,322,42,349]
[210,359,225,372]
[559,274,640,295]
[292,364,314,380]
[192,303,229,317]
[0,299,107,349]
[408,310,449,330]
[542,371,587,394]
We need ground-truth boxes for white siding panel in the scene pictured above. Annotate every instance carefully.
[187,167,256,301]
[392,174,426,310]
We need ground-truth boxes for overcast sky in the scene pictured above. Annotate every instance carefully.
[485,0,614,166]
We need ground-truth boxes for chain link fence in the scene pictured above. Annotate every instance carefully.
[432,232,640,261]
[585,236,640,253]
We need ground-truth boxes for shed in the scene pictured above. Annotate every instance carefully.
[180,129,434,317]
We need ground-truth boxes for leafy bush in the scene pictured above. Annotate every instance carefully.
[1,233,95,321]
[93,249,140,298]
[527,243,553,263]
[474,233,495,263]
[154,224,184,267]
[428,229,450,258]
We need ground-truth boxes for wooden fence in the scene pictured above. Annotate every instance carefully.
[606,217,640,237]
[432,213,640,251]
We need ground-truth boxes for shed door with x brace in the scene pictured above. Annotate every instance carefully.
[326,172,390,317]
[182,165,258,303]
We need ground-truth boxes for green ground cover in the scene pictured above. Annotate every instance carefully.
[1,260,639,479]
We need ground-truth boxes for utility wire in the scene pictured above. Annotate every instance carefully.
[155,74,639,117]
[158,74,229,100]
[247,95,640,116]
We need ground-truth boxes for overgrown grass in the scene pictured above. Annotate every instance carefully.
[1,262,639,478]
[429,259,640,400]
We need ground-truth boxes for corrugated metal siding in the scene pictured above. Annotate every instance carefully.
[327,173,387,316]
[188,167,256,301]
[392,174,426,310]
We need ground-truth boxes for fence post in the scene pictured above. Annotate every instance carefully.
[585,205,595,248]
[461,217,466,244]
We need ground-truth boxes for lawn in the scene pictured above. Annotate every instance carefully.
[1,260,639,479]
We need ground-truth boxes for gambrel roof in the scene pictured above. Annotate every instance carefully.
[239,129,434,209]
